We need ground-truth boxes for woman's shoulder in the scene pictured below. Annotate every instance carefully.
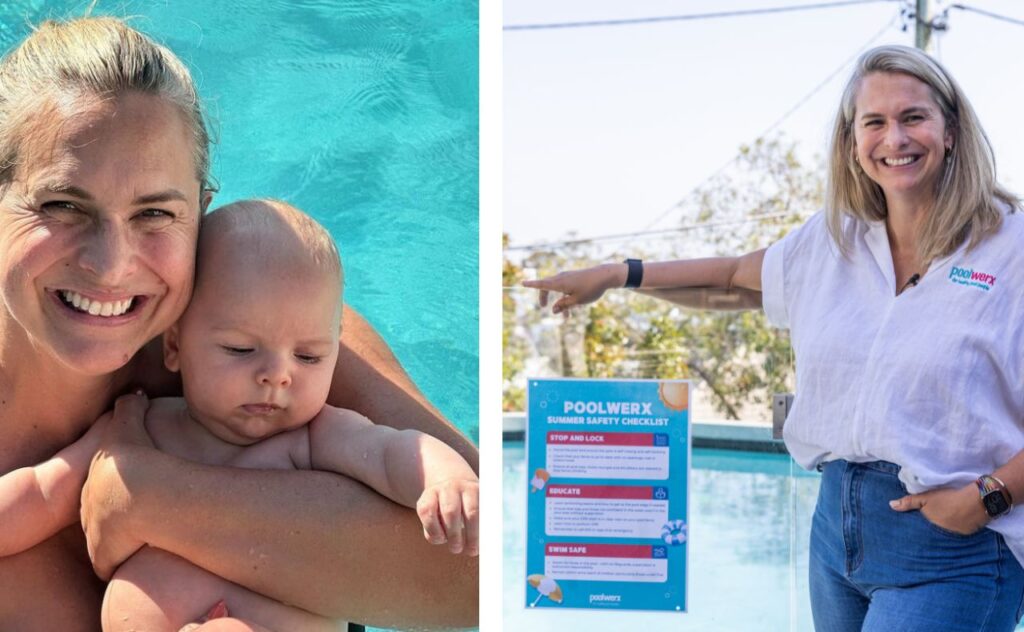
[772,210,843,261]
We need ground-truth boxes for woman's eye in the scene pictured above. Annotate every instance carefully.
[221,345,253,355]
[40,201,85,216]
[136,208,176,223]
[296,354,322,365]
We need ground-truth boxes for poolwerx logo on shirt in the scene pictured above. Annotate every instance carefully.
[948,265,996,291]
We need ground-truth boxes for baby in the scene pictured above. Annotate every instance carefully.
[0,200,478,631]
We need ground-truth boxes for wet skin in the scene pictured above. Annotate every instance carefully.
[0,92,204,625]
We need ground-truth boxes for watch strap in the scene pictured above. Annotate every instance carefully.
[623,258,643,289]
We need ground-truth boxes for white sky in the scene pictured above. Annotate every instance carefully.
[503,0,1024,250]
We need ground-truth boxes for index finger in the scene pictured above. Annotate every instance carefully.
[463,488,479,556]
[521,277,552,289]
[522,277,563,309]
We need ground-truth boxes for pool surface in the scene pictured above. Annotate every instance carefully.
[1,3,477,631]
[0,0,479,442]
[505,442,820,631]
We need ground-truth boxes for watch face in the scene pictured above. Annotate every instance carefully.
[983,491,1011,517]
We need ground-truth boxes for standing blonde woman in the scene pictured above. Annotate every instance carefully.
[528,45,1024,630]
[0,16,476,630]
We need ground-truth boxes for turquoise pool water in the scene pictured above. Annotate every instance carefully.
[0,0,479,442]
[505,442,820,631]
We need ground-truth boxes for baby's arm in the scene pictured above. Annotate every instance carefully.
[307,407,480,555]
[0,415,106,557]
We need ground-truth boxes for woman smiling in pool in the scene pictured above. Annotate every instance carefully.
[0,16,477,629]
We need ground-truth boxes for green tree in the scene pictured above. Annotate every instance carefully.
[503,135,818,419]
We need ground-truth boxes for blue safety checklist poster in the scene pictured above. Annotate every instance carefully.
[524,378,691,612]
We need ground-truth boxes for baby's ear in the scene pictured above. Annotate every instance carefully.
[163,324,182,372]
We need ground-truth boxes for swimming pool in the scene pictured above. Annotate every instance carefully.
[505,442,820,631]
[0,0,479,443]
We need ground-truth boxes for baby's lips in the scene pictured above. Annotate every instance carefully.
[201,599,230,621]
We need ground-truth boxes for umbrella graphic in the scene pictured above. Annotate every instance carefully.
[530,468,551,493]
[527,574,563,606]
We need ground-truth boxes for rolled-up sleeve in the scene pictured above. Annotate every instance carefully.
[761,237,789,329]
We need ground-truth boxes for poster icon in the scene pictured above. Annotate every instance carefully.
[658,381,689,411]
[530,468,551,493]
[660,519,688,546]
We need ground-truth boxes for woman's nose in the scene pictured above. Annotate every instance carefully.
[884,122,909,149]
[77,220,136,284]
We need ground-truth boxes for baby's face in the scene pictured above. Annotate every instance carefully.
[166,245,342,445]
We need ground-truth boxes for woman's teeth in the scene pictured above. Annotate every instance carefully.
[883,156,917,167]
[60,290,134,317]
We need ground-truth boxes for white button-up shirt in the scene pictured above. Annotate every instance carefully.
[762,207,1024,563]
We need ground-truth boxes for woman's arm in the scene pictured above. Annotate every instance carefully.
[0,417,104,556]
[633,287,763,311]
[329,306,478,472]
[83,396,478,629]
[523,250,766,314]
[890,448,1024,534]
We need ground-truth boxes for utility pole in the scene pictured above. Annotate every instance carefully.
[915,0,934,52]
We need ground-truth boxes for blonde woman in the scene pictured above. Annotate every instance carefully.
[0,17,476,629]
[528,45,1024,630]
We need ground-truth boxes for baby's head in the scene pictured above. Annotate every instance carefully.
[163,199,343,445]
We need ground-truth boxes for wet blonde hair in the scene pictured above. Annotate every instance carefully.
[826,45,1016,261]
[0,16,211,190]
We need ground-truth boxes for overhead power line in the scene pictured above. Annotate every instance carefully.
[506,13,896,253]
[504,213,791,252]
[950,4,1024,28]
[504,0,896,32]
[640,14,895,233]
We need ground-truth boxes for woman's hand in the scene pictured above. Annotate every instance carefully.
[522,264,625,314]
[889,483,989,535]
[80,392,155,579]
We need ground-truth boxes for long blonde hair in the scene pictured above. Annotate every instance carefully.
[0,17,211,190]
[826,45,1015,261]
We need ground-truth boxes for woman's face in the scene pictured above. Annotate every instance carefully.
[0,92,204,375]
[853,72,952,206]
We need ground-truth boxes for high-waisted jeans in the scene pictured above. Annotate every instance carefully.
[810,460,1024,631]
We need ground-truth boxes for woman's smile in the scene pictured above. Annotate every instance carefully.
[47,288,148,324]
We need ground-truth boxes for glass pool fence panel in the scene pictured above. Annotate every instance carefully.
[503,285,816,630]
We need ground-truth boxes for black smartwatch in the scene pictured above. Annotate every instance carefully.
[977,475,1013,518]
[623,258,643,289]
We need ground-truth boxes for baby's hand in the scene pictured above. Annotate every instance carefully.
[416,478,479,556]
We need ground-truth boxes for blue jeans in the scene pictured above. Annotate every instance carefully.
[810,460,1024,631]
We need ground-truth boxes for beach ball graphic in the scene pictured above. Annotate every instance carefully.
[658,382,689,411]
